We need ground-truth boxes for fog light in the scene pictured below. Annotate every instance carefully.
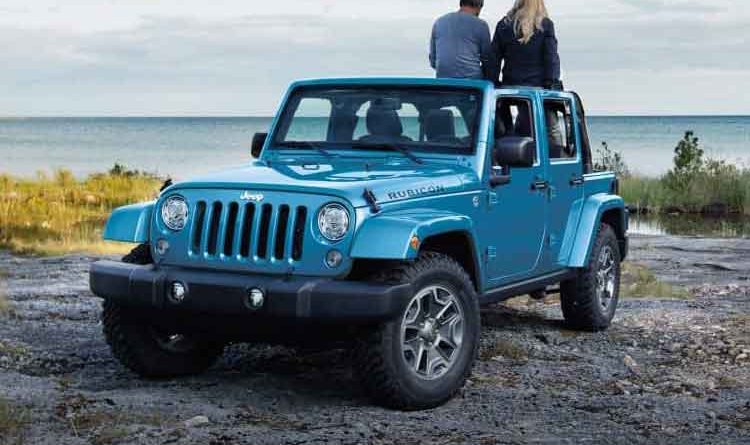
[325,250,343,268]
[156,239,170,256]
[169,282,186,304]
[246,288,265,310]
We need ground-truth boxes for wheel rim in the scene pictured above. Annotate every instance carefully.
[399,285,464,381]
[596,245,617,311]
[150,329,197,354]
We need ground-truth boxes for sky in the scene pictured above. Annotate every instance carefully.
[1,0,748,116]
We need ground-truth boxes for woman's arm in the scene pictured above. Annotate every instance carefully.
[480,21,498,82]
[491,21,506,85]
[543,19,562,89]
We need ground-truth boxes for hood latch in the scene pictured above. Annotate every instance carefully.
[362,188,381,214]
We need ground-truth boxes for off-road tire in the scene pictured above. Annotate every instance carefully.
[561,224,621,331]
[101,244,224,378]
[354,252,480,410]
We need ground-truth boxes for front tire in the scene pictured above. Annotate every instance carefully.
[561,224,621,331]
[354,252,480,410]
[102,244,224,378]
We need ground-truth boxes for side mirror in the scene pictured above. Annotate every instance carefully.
[494,137,536,168]
[251,133,268,159]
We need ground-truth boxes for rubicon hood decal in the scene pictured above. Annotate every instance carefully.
[386,184,447,201]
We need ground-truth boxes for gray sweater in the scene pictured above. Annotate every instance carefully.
[429,11,496,80]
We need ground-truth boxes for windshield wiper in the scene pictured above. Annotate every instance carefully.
[277,141,335,158]
[352,142,424,165]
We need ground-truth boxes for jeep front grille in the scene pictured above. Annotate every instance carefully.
[190,200,308,262]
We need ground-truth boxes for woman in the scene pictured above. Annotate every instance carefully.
[492,0,561,89]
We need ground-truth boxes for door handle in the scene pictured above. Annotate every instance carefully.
[570,176,585,186]
[531,180,549,191]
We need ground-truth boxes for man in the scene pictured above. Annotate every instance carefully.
[429,0,497,81]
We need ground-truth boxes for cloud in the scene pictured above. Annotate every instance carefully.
[1,0,748,115]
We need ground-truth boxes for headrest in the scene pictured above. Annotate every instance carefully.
[425,110,456,141]
[366,106,403,138]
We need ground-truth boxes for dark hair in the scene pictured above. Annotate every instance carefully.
[460,0,484,8]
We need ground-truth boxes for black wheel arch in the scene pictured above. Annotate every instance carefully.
[419,230,481,291]
[601,208,628,261]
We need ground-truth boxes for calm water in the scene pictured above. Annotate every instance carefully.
[1,116,748,179]
[630,214,750,238]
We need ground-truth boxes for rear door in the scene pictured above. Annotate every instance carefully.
[540,96,585,272]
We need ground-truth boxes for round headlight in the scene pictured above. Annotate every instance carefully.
[317,203,350,241]
[161,196,189,231]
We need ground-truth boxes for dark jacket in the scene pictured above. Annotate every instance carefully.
[492,16,561,88]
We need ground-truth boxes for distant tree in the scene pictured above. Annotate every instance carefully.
[672,131,704,177]
[594,141,630,177]
[664,131,704,191]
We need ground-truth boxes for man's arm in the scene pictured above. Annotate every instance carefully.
[479,21,497,82]
[491,21,504,85]
[543,19,562,89]
[429,22,437,70]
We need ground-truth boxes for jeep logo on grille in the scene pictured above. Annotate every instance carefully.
[240,192,265,202]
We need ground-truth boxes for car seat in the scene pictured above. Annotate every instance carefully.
[358,105,412,143]
[425,110,460,145]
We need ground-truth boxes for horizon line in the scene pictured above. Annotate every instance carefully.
[1,114,749,119]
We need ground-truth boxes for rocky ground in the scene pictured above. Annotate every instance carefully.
[0,235,748,445]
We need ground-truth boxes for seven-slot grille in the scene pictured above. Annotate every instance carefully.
[189,200,308,262]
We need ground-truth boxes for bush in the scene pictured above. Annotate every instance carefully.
[659,132,747,213]
[594,141,630,178]
[620,131,749,215]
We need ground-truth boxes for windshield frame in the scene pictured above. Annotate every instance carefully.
[269,85,485,156]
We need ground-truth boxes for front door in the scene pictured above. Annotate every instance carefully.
[485,95,547,285]
[540,96,585,272]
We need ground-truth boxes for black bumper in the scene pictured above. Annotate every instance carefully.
[89,261,413,322]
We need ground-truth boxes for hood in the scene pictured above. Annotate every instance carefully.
[171,159,479,208]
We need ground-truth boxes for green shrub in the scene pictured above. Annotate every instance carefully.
[594,141,630,178]
[618,131,749,215]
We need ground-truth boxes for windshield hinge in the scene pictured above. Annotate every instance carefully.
[363,188,381,214]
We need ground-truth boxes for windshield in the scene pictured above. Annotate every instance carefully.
[272,86,483,155]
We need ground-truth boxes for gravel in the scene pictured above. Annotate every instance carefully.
[0,235,748,445]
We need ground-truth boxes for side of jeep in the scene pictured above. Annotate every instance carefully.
[90,78,627,410]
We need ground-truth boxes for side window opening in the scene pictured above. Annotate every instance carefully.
[495,97,537,165]
[543,100,576,160]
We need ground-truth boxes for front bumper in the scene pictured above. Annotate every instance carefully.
[89,261,413,322]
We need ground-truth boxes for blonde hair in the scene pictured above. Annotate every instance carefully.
[508,0,549,44]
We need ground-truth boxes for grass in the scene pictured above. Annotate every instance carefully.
[620,262,691,299]
[0,398,29,445]
[604,131,750,215]
[0,168,162,256]
[621,171,750,215]
[55,394,165,445]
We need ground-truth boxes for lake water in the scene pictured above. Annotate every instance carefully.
[629,214,750,238]
[1,116,748,179]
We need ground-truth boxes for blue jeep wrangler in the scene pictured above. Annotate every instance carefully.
[91,78,628,410]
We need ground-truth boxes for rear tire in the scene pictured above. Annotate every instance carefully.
[561,224,621,331]
[101,244,224,378]
[354,252,480,410]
